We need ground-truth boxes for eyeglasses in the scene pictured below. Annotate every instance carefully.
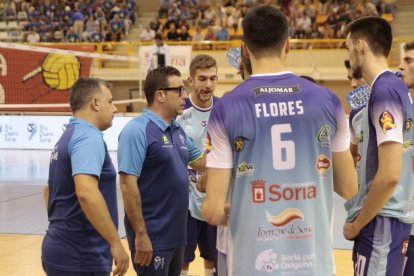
[159,86,186,97]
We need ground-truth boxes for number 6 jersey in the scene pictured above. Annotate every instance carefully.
[206,72,349,276]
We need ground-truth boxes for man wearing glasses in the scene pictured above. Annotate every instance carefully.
[117,66,206,276]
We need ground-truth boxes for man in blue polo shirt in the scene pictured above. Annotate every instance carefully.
[42,78,129,276]
[118,66,206,276]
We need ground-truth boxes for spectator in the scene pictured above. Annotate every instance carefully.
[166,24,180,41]
[65,27,80,42]
[179,25,191,41]
[215,23,229,41]
[109,13,124,42]
[192,26,204,41]
[26,28,40,43]
[140,24,156,42]
[72,7,85,38]
[82,15,99,42]
[205,26,216,41]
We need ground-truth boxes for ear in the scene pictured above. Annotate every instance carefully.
[187,76,194,87]
[156,90,165,103]
[91,97,100,111]
[285,37,290,55]
[242,42,249,59]
[357,39,365,55]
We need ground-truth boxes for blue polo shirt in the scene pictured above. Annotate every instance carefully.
[118,109,203,251]
[42,118,118,272]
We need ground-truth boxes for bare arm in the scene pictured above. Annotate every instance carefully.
[344,141,402,240]
[189,154,207,173]
[43,185,49,210]
[119,173,152,266]
[74,174,129,276]
[332,150,358,200]
[201,168,232,225]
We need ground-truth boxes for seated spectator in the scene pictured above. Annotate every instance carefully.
[165,3,181,29]
[150,15,163,33]
[140,24,156,42]
[26,28,40,43]
[179,25,191,41]
[82,15,99,41]
[118,6,132,35]
[215,23,229,41]
[91,26,105,42]
[72,7,85,37]
[166,24,180,41]
[125,0,137,23]
[192,26,204,41]
[3,0,17,24]
[65,27,80,42]
[205,26,216,40]
[109,13,124,41]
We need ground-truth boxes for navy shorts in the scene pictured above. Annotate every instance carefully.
[403,235,414,276]
[132,246,185,276]
[42,263,109,276]
[184,211,217,263]
[352,216,410,276]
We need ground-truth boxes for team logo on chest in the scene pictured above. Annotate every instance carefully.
[162,135,170,144]
[234,136,246,152]
[379,111,396,134]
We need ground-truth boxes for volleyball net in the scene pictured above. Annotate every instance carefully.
[0,42,146,113]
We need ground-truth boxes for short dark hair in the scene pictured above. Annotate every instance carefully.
[404,42,414,52]
[345,16,392,58]
[69,77,112,113]
[189,54,217,77]
[155,33,163,40]
[242,6,288,58]
[144,66,181,106]
[344,59,363,79]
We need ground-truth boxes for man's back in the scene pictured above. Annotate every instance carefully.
[207,72,349,275]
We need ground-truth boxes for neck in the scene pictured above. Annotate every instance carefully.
[191,93,212,109]
[149,106,173,125]
[362,55,389,87]
[250,56,286,75]
[73,111,100,130]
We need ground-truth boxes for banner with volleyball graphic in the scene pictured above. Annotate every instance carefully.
[0,44,94,112]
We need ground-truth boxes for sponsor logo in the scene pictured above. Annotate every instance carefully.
[251,181,316,203]
[4,124,18,142]
[358,131,364,143]
[405,118,412,132]
[62,123,68,132]
[201,120,207,127]
[379,111,396,134]
[234,136,245,152]
[27,122,37,141]
[237,162,255,177]
[255,249,314,273]
[266,208,304,227]
[252,85,301,96]
[162,135,170,144]
[153,256,164,271]
[316,154,331,176]
[182,112,192,120]
[38,125,54,143]
[317,125,331,146]
[179,133,185,144]
[404,141,414,151]
[251,180,266,203]
[50,145,58,163]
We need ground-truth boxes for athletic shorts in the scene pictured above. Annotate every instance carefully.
[352,216,410,276]
[184,211,217,263]
[42,263,109,276]
[132,246,185,276]
[403,235,414,276]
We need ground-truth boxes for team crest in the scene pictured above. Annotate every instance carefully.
[234,137,246,152]
[405,118,412,132]
[379,111,396,134]
[162,135,170,144]
[317,125,331,146]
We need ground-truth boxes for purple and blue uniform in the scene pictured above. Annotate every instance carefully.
[345,71,414,276]
[207,72,350,275]
[42,118,117,274]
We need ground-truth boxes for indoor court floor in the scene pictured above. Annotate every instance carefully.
[0,149,353,275]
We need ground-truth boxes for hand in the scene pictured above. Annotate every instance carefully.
[134,232,153,266]
[343,222,361,241]
[111,241,129,276]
